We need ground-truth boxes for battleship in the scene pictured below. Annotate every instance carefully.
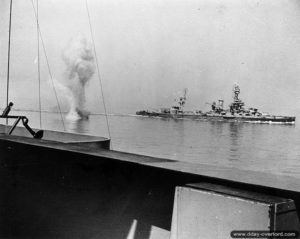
[136,85,296,124]
[1,1,300,238]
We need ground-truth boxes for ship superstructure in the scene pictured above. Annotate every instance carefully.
[230,84,245,114]
[136,88,203,119]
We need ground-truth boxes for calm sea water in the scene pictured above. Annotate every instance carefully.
[4,111,300,178]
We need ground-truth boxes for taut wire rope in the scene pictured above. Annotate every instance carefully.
[36,0,42,128]
[30,0,66,131]
[85,0,112,145]
[6,0,13,125]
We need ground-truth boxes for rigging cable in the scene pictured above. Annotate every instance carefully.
[6,0,13,125]
[85,0,112,144]
[36,0,42,128]
[30,0,66,131]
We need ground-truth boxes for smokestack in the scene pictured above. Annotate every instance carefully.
[62,35,95,120]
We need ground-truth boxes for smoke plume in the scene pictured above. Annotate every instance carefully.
[62,35,95,120]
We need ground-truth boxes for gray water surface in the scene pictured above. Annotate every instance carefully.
[4,111,300,178]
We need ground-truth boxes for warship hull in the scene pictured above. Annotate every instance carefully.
[136,111,296,124]
[136,111,204,119]
[222,115,296,124]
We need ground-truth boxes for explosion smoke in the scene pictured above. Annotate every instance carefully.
[61,35,95,120]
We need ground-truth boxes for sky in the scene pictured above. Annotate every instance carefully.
[0,0,300,116]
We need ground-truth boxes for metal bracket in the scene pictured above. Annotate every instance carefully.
[1,102,44,139]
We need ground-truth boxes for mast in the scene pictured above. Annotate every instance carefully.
[178,88,188,108]
[6,0,13,125]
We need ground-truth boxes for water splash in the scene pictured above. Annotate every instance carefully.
[61,35,95,120]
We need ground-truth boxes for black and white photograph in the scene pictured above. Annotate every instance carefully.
[0,0,300,238]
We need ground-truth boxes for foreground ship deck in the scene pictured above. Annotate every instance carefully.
[1,125,300,238]
[1,131,300,191]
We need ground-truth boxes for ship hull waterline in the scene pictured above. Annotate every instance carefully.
[136,112,296,124]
